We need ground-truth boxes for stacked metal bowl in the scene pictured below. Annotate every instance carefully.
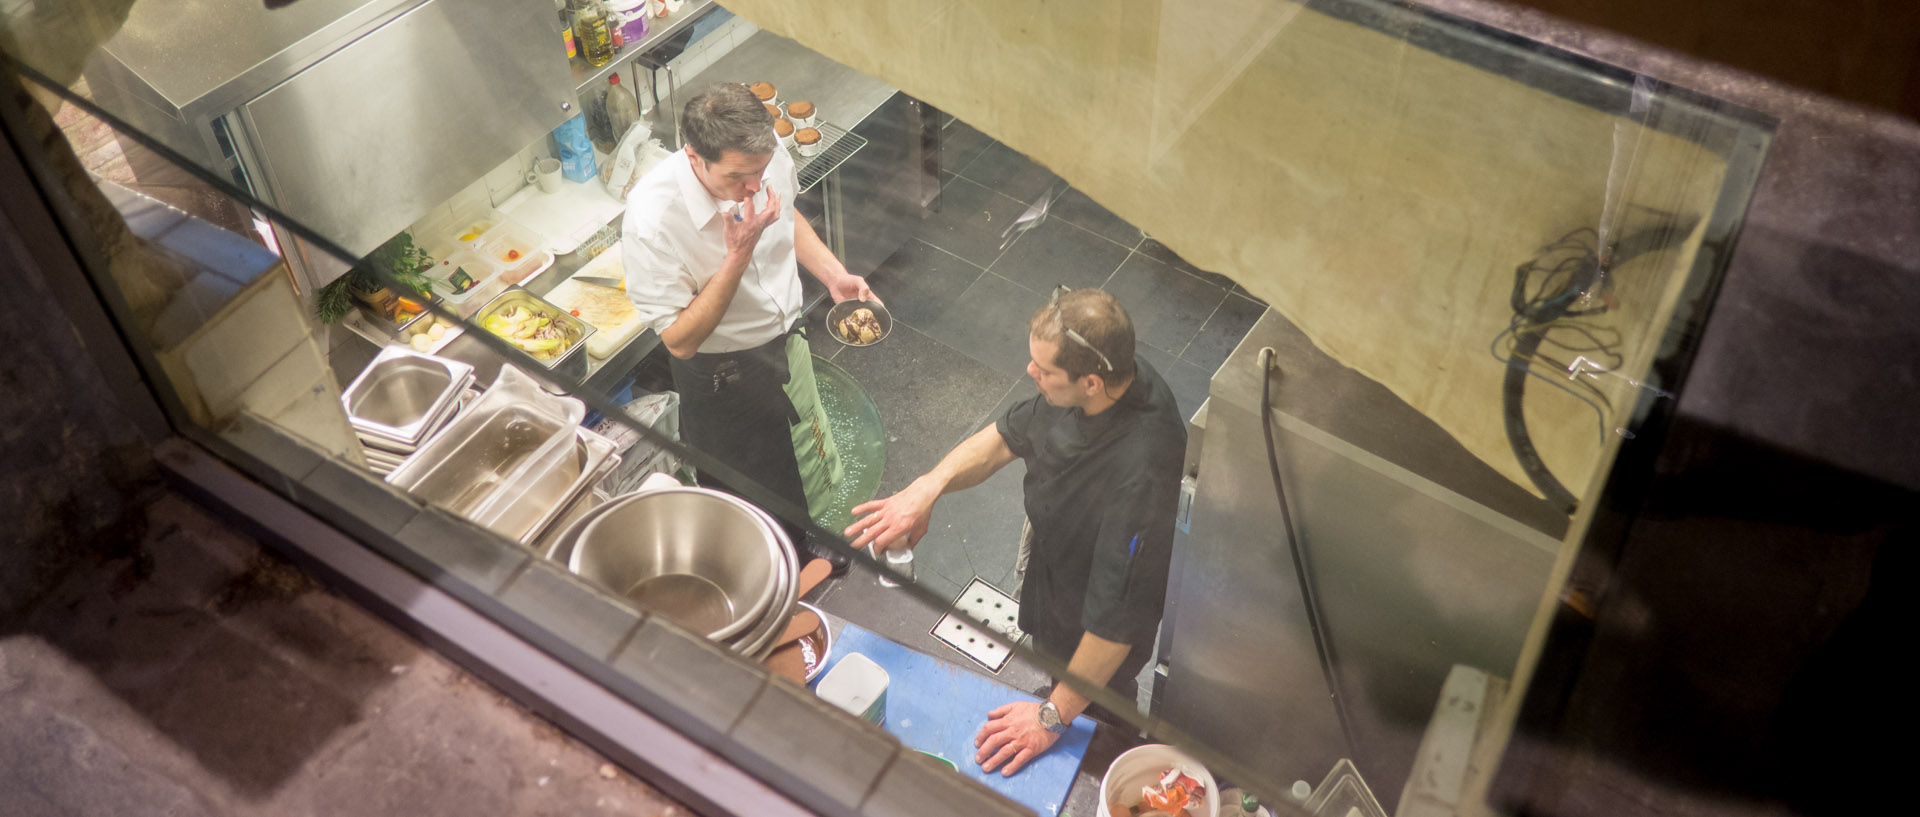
[340,347,476,475]
[559,486,799,658]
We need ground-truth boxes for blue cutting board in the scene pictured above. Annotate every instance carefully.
[818,624,1095,816]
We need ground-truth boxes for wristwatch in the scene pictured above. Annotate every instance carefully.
[1037,701,1067,734]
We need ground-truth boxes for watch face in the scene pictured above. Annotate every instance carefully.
[1038,702,1063,730]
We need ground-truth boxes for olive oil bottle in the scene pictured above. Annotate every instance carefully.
[573,0,615,68]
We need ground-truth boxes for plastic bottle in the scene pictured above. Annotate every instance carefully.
[573,0,615,67]
[1218,788,1273,817]
[872,544,913,587]
[604,73,640,142]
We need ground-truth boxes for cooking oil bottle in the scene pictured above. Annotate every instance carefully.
[573,0,615,68]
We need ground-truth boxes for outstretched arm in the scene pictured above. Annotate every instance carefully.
[795,211,876,303]
[843,423,1015,553]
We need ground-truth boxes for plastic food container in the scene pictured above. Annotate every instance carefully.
[478,220,552,285]
[452,210,506,245]
[431,248,502,305]
[816,652,888,725]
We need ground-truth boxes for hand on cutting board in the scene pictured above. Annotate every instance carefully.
[845,479,937,554]
[722,188,782,259]
[973,701,1060,777]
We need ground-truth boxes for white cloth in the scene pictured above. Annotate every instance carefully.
[621,143,802,353]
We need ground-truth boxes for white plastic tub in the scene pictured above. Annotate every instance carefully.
[477,219,553,284]
[1100,744,1219,817]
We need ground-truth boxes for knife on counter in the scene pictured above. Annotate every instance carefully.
[571,274,625,290]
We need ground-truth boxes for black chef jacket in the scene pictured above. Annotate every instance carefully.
[996,356,1187,668]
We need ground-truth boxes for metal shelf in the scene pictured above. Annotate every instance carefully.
[568,0,717,96]
[796,122,867,195]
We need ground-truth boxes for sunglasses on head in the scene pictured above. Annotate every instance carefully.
[1048,285,1113,373]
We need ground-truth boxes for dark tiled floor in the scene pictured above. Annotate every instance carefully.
[918,176,1030,269]
[827,323,1023,488]
[953,139,1061,206]
[1104,252,1232,357]
[920,271,1051,379]
[813,123,1263,705]
[1048,187,1145,249]
[937,118,994,179]
[1136,344,1216,423]
[990,216,1132,293]
[863,238,984,328]
[1182,292,1268,374]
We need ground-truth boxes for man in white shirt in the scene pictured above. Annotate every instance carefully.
[623,82,874,572]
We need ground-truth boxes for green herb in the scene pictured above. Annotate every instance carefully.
[314,231,438,323]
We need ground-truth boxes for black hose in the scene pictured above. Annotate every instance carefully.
[1258,347,1359,761]
[1502,319,1582,514]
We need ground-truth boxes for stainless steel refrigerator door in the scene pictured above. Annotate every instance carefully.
[1163,322,1563,807]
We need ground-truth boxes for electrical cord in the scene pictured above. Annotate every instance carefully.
[1258,347,1360,761]
[1498,228,1620,513]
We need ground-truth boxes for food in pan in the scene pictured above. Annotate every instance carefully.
[480,304,577,361]
[836,307,884,345]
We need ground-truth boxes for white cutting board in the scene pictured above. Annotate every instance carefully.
[543,249,648,359]
[498,175,626,256]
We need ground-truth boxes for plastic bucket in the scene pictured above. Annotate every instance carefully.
[1099,744,1219,817]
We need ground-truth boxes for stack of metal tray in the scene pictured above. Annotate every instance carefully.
[340,347,477,475]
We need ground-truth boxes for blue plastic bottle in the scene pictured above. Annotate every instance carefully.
[554,114,598,183]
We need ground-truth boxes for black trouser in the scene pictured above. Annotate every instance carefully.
[669,331,811,547]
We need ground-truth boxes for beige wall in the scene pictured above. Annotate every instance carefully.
[730,0,1731,502]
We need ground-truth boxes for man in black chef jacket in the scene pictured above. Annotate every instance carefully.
[845,288,1186,776]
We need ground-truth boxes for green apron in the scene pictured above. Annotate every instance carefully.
[782,331,844,521]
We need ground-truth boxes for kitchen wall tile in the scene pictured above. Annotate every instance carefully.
[483,149,532,207]
[449,180,493,226]
[408,203,456,249]
[726,678,899,815]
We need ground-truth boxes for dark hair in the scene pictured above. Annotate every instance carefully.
[1029,288,1136,383]
[681,83,776,163]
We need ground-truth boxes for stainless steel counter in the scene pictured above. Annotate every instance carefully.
[686,30,900,138]
[569,0,719,95]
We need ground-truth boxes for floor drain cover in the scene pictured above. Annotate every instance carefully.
[932,577,1025,673]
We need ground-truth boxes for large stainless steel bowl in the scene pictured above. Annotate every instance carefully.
[731,502,799,658]
[572,488,781,642]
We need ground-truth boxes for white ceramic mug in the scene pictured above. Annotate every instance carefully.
[527,157,562,194]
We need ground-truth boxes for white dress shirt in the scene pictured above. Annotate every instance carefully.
[622,142,802,353]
